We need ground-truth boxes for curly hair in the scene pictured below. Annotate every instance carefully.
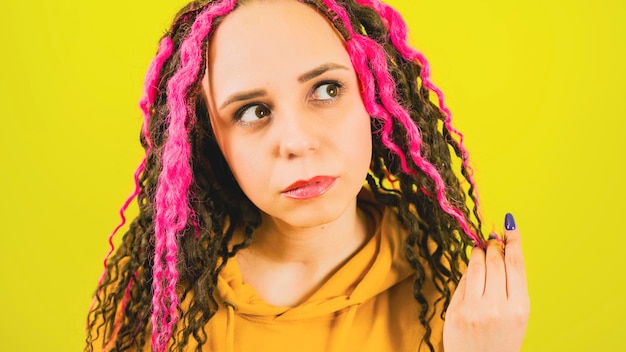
[85,0,484,351]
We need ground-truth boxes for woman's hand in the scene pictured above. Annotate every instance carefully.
[443,213,530,352]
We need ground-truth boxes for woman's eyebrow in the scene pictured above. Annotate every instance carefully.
[218,63,348,110]
[219,89,267,110]
[297,63,349,83]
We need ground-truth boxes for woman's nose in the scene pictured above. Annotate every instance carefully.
[276,111,320,159]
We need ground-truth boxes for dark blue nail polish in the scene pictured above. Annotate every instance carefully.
[505,213,516,231]
[488,234,497,240]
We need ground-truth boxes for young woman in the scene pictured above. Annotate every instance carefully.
[86,0,530,351]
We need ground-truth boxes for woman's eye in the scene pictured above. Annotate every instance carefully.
[312,82,341,101]
[237,104,271,123]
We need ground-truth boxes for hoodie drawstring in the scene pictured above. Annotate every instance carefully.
[225,301,237,352]
[332,303,360,352]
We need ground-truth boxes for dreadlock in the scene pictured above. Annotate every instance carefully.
[85,0,483,351]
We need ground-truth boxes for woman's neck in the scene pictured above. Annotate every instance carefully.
[234,200,373,306]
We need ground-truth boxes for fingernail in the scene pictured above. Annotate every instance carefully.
[505,213,516,231]
[488,233,497,240]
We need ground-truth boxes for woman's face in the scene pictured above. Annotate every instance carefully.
[202,0,372,229]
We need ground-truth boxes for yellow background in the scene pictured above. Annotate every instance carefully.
[1,0,624,350]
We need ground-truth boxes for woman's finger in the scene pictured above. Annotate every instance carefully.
[464,246,487,303]
[502,213,529,301]
[483,235,507,300]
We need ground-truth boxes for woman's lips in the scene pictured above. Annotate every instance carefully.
[281,176,337,200]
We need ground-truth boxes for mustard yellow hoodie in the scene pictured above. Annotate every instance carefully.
[92,193,447,351]
[192,196,446,352]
